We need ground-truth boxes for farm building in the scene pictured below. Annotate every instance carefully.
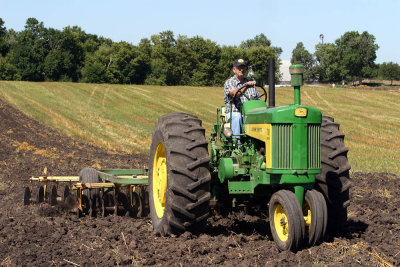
[279,59,291,85]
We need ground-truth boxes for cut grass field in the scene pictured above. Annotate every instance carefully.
[0,81,399,176]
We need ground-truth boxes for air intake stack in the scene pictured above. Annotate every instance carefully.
[289,64,304,105]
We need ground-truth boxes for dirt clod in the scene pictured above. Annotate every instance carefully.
[0,98,399,266]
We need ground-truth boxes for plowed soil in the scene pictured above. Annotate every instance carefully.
[0,98,399,266]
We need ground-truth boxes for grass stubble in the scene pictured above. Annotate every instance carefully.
[0,81,399,176]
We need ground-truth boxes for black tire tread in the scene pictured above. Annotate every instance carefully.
[149,113,211,235]
[315,116,351,230]
[304,189,327,246]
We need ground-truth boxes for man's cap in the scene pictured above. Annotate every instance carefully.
[233,58,247,68]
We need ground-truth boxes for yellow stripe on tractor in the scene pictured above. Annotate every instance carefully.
[245,124,272,168]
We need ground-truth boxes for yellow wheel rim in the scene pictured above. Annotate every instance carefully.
[303,202,312,228]
[153,142,167,218]
[274,203,289,242]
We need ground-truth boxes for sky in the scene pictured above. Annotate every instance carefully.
[1,0,399,64]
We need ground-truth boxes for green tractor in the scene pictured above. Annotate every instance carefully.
[148,64,351,251]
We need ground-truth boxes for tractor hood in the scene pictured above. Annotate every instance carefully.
[242,100,322,124]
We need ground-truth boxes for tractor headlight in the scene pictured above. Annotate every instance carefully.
[223,127,233,137]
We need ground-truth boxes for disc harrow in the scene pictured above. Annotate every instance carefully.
[25,168,150,218]
[24,170,80,206]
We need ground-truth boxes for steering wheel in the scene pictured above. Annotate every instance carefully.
[233,84,267,102]
[257,86,267,102]
[233,84,250,100]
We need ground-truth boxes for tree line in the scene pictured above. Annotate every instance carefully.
[291,33,400,85]
[0,17,399,86]
[0,18,281,86]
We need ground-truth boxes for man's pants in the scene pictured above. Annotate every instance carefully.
[226,112,241,139]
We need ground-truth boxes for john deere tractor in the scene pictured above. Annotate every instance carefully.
[148,64,351,251]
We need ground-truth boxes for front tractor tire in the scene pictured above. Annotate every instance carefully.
[315,116,351,231]
[269,190,305,252]
[303,189,327,246]
[149,113,211,236]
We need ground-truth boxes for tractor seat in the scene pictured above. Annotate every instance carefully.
[220,107,230,129]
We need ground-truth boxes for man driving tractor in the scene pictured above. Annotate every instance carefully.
[224,58,260,138]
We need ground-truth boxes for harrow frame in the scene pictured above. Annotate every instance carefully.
[25,168,150,217]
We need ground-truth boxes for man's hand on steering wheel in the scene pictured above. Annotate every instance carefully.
[245,81,256,88]
[242,82,268,103]
[233,81,259,100]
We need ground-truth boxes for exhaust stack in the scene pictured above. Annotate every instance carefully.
[268,58,275,108]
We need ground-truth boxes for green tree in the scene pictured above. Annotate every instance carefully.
[81,40,148,84]
[145,31,180,85]
[291,42,315,83]
[379,62,400,85]
[9,18,48,81]
[189,37,220,86]
[81,61,106,83]
[132,38,152,84]
[68,26,101,54]
[0,55,18,80]
[313,31,379,84]
[0,28,18,80]
[240,33,282,85]
[214,45,244,85]
[246,46,277,86]
[175,35,220,86]
[0,18,9,56]
[240,33,271,49]
[111,41,149,84]
[81,44,116,83]
[174,35,195,85]
[240,33,282,56]
[43,27,84,81]
[335,31,379,84]
[314,43,342,83]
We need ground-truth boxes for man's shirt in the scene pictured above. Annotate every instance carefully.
[224,75,260,113]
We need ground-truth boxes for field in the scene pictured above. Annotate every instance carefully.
[0,81,399,266]
[0,81,399,175]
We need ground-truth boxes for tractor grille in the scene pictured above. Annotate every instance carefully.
[272,123,321,169]
[272,124,292,169]
[307,124,321,169]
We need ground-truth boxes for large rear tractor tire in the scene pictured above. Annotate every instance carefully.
[269,190,305,252]
[149,113,211,236]
[315,116,351,231]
